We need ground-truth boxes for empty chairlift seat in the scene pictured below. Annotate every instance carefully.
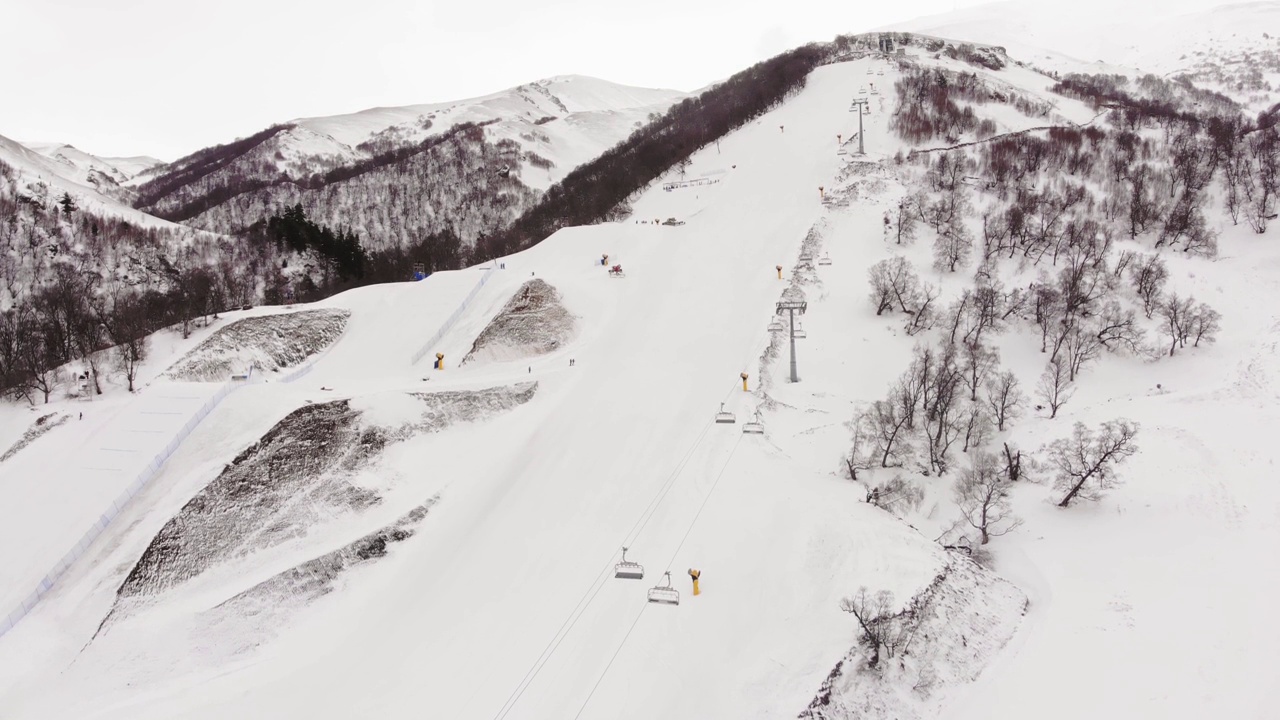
[615,547,644,580]
[819,253,832,266]
[715,402,736,424]
[648,571,680,606]
[768,318,785,332]
[742,411,764,435]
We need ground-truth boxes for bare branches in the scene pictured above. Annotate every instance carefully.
[1037,359,1074,419]
[954,451,1022,544]
[984,370,1025,432]
[1047,419,1140,506]
[1157,292,1218,356]
[1128,253,1168,319]
[867,257,922,316]
[839,588,904,668]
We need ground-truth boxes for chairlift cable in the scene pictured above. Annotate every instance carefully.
[571,601,649,720]
[572,433,745,719]
[661,433,743,574]
[498,247,801,718]
[491,421,712,720]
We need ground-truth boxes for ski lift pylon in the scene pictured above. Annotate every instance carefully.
[648,571,680,605]
[615,546,645,580]
[715,402,736,424]
[742,411,764,435]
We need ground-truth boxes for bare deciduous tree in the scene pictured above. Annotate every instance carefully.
[1062,325,1101,381]
[984,370,1024,432]
[1031,280,1063,353]
[933,222,974,273]
[1037,359,1074,419]
[102,292,151,392]
[866,475,925,517]
[1093,300,1144,354]
[845,412,875,481]
[895,195,920,245]
[954,451,1022,544]
[1128,253,1168,319]
[1158,291,1195,356]
[839,588,904,668]
[905,282,940,336]
[961,401,993,453]
[922,342,965,474]
[867,257,922,315]
[1002,442,1023,482]
[1188,302,1221,348]
[1047,419,1140,506]
[962,281,1006,347]
[868,396,912,468]
[961,341,999,401]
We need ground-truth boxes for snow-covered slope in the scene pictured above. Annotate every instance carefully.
[885,1,1280,82]
[133,75,685,246]
[21,141,163,193]
[0,133,184,230]
[1,36,1278,720]
[292,74,683,190]
[298,74,681,170]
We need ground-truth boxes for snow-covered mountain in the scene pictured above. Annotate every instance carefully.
[20,141,164,193]
[293,74,683,179]
[1,27,1279,720]
[133,75,686,249]
[885,1,1280,105]
[0,133,180,231]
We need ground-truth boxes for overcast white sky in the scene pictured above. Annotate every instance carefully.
[2,0,1233,160]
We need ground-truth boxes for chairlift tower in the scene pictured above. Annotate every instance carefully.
[776,300,808,383]
[848,98,869,155]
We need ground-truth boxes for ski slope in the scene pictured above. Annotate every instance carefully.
[2,41,1279,720]
[0,58,953,720]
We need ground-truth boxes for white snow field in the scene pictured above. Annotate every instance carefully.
[1,43,1279,720]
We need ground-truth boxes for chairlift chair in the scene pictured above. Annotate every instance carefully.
[837,147,848,156]
[648,571,680,605]
[768,318,785,332]
[793,321,808,339]
[799,252,813,262]
[615,547,645,580]
[742,411,764,435]
[818,253,833,266]
[715,402,736,424]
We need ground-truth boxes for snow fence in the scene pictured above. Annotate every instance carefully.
[0,374,252,639]
[409,265,499,366]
